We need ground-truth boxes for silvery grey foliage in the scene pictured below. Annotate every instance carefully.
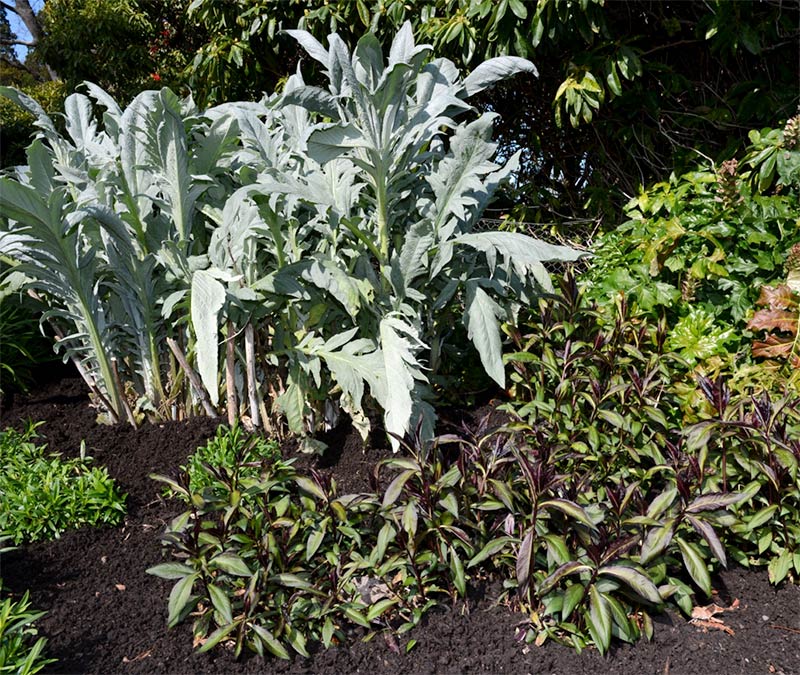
[0,24,583,449]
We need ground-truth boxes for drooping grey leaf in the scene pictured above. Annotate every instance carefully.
[305,123,364,164]
[463,57,538,97]
[380,315,426,451]
[464,282,505,387]
[0,86,58,137]
[284,29,330,68]
[282,85,340,119]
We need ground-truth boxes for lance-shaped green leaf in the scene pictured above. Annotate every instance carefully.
[598,565,662,604]
[685,492,744,514]
[190,270,226,407]
[539,499,597,530]
[586,586,612,654]
[516,528,536,596]
[468,536,515,568]
[167,573,199,627]
[538,560,592,596]
[251,624,291,660]
[640,518,676,564]
[686,515,727,568]
[676,536,711,595]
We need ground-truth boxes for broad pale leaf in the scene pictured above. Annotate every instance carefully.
[190,270,226,407]
[463,57,539,97]
[464,282,504,387]
[284,29,330,68]
[305,123,364,164]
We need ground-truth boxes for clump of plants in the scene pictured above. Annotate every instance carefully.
[687,377,800,584]
[583,120,800,395]
[0,537,54,675]
[0,423,126,544]
[151,314,799,659]
[0,24,581,453]
[0,582,53,675]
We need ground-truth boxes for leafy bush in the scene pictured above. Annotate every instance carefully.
[0,72,65,169]
[688,378,800,585]
[0,574,54,675]
[0,424,126,544]
[0,25,580,450]
[150,438,391,659]
[151,339,766,658]
[0,276,56,396]
[180,425,280,495]
[584,119,800,385]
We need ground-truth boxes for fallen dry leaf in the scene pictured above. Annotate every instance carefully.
[690,618,735,635]
[689,598,739,634]
[691,598,739,621]
[115,583,126,591]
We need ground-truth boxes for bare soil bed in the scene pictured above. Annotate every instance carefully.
[1,371,799,675]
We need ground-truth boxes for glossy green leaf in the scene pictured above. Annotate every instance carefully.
[676,537,711,595]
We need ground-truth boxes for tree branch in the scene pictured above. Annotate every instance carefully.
[0,37,36,47]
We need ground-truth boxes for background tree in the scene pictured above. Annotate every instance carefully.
[182,0,800,222]
[2,0,798,222]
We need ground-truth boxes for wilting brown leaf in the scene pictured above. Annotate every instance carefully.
[753,335,800,365]
[691,618,735,635]
[756,284,799,311]
[748,309,798,334]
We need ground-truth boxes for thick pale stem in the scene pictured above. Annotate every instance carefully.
[166,337,217,417]
[225,321,237,427]
[244,323,260,428]
[376,176,390,263]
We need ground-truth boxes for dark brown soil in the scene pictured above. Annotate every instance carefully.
[1,374,799,675]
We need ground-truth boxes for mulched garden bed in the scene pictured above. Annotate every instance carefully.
[1,372,799,675]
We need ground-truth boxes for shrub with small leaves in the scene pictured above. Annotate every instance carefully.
[0,423,127,544]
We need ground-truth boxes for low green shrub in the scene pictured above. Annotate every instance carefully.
[0,537,54,675]
[0,287,56,396]
[0,424,127,544]
[149,426,476,658]
[688,377,800,585]
[148,279,800,658]
[0,585,53,675]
